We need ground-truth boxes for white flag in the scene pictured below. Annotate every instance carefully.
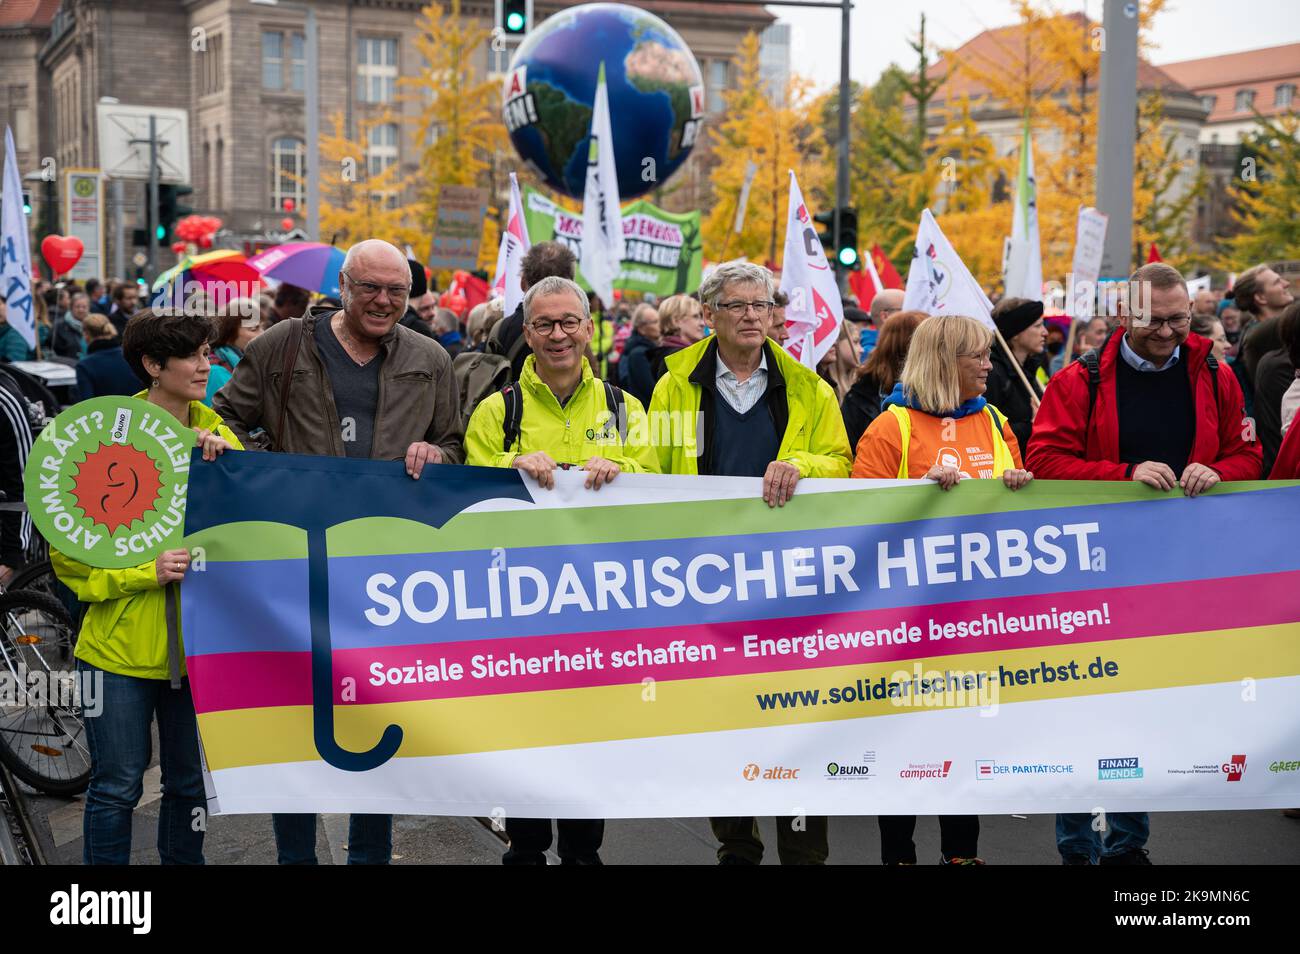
[1187,274,1212,294]
[491,172,532,316]
[902,208,994,330]
[1,126,35,349]
[579,62,623,310]
[778,170,844,369]
[1002,119,1042,302]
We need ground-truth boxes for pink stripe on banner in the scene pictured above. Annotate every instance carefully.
[188,651,311,714]
[189,570,1300,713]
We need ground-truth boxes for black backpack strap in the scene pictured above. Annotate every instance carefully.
[603,381,629,444]
[1082,327,1119,429]
[1206,353,1220,405]
[500,383,523,454]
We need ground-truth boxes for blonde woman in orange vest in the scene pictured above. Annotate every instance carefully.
[852,313,1033,492]
[851,313,1031,865]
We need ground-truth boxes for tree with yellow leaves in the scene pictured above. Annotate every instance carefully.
[1132,90,1206,269]
[316,111,422,249]
[703,32,831,264]
[401,0,509,233]
[1217,112,1300,271]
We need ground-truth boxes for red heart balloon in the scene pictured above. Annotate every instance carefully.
[40,234,84,275]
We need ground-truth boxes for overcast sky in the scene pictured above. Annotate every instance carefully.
[776,0,1300,92]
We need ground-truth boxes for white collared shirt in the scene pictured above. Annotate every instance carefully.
[716,349,769,414]
[1120,334,1180,372]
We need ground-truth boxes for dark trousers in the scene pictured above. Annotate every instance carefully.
[878,815,979,864]
[710,816,829,865]
[503,817,604,864]
[79,662,205,865]
[271,813,393,864]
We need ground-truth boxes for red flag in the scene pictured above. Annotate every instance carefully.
[848,267,878,305]
[871,244,904,289]
[1146,243,1163,264]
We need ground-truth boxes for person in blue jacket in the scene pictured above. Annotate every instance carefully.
[75,312,139,400]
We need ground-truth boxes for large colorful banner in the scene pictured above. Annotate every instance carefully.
[523,187,702,297]
[181,453,1300,817]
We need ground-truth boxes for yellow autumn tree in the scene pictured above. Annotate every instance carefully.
[703,32,831,264]
[316,111,422,248]
[401,0,510,232]
[923,0,1187,284]
[1218,111,1300,270]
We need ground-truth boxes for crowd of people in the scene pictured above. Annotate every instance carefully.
[1,235,1296,866]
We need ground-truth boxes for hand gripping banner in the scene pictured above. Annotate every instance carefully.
[180,453,1300,818]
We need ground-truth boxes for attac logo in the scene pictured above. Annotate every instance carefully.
[1098,757,1144,780]
[743,763,798,781]
[1221,755,1247,782]
[900,760,952,779]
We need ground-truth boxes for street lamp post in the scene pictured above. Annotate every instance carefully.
[251,0,320,241]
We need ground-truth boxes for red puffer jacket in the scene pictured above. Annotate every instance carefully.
[1026,331,1263,481]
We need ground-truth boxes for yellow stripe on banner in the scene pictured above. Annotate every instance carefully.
[197,624,1300,770]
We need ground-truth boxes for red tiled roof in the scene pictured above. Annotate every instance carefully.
[0,0,61,29]
[925,12,1190,108]
[1159,44,1300,124]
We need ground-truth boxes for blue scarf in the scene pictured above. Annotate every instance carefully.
[881,381,987,419]
[438,330,462,349]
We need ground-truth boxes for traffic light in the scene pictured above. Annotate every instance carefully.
[813,209,835,253]
[836,208,859,269]
[158,184,195,245]
[498,0,529,36]
[21,189,32,216]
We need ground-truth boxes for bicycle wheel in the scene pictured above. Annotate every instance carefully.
[8,560,84,635]
[0,590,91,796]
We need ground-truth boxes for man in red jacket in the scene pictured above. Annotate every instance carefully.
[1028,262,1262,865]
[1028,262,1261,494]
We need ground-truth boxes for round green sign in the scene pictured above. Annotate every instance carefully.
[23,397,197,568]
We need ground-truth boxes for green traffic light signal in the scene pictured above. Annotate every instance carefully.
[155,224,166,241]
[506,10,525,31]
[837,246,859,268]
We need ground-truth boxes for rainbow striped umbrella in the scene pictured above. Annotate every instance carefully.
[248,242,346,298]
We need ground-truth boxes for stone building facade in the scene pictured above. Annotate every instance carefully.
[1,0,775,280]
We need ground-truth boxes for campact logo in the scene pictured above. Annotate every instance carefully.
[1269,760,1300,773]
[1221,755,1246,782]
[1098,757,1144,780]
[900,760,952,779]
[743,763,799,781]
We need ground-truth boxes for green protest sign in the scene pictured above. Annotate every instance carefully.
[23,397,196,568]
[523,187,702,297]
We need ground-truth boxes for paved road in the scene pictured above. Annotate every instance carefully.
[24,764,1300,864]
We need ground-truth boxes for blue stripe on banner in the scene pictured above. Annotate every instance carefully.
[184,487,1300,655]
[182,558,312,656]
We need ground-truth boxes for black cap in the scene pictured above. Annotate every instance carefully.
[408,259,427,299]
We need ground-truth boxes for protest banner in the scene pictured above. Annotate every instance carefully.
[428,185,489,272]
[180,452,1300,818]
[523,187,702,297]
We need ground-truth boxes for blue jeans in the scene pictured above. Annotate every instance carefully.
[79,661,206,865]
[1056,812,1149,861]
[271,813,393,864]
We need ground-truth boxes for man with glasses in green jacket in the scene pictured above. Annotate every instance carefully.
[648,261,851,863]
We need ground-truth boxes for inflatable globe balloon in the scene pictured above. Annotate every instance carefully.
[501,2,704,200]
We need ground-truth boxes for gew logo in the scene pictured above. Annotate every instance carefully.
[50,884,151,934]
[1222,755,1247,782]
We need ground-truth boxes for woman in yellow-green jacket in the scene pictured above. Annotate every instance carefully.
[52,307,241,865]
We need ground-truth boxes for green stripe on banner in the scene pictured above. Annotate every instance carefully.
[185,521,307,561]
[322,479,1289,559]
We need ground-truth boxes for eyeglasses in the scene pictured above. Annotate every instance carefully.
[958,348,993,362]
[343,271,410,300]
[528,316,584,335]
[716,299,775,318]
[1131,313,1191,331]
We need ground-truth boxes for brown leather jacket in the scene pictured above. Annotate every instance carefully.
[213,307,465,462]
